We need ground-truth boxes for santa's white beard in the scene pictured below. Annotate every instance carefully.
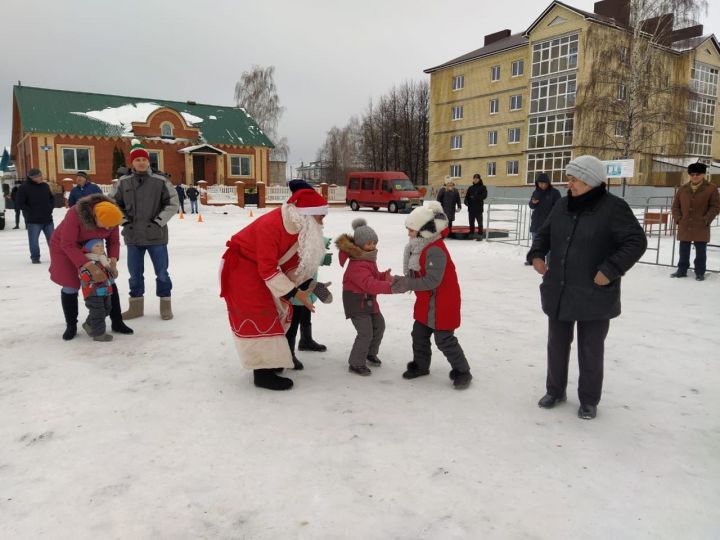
[286,206,325,280]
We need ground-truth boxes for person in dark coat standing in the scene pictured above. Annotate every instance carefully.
[436,176,461,235]
[68,171,103,207]
[527,155,647,420]
[15,168,55,263]
[670,162,720,281]
[10,185,23,229]
[186,184,200,214]
[175,183,187,214]
[526,172,562,264]
[464,173,488,240]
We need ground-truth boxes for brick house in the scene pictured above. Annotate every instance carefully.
[10,85,274,188]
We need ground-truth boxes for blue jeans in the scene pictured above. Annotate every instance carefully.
[678,240,707,276]
[127,244,172,297]
[27,222,54,261]
[189,199,198,213]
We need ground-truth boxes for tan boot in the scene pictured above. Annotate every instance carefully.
[122,297,144,320]
[160,297,173,320]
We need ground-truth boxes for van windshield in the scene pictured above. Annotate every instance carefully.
[390,179,415,191]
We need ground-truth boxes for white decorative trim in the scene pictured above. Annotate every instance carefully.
[233,334,293,369]
[266,272,295,297]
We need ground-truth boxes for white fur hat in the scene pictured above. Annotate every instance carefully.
[405,201,448,239]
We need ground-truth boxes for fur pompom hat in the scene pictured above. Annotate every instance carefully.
[405,201,448,239]
[351,218,378,247]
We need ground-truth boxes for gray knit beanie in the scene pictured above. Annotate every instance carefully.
[351,218,378,247]
[565,155,606,187]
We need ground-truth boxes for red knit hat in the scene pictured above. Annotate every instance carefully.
[129,139,150,162]
[287,187,328,215]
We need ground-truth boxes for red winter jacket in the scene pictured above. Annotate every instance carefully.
[336,234,391,318]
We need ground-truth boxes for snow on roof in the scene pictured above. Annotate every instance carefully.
[70,102,203,135]
[208,115,217,120]
[178,144,226,154]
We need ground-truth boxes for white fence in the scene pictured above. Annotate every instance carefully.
[206,185,238,203]
[266,184,346,203]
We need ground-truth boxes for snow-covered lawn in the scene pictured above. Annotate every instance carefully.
[1,206,718,539]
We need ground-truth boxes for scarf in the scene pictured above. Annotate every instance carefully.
[403,235,437,276]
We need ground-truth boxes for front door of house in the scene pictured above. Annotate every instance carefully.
[193,155,205,183]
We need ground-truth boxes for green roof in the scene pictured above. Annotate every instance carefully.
[13,85,274,148]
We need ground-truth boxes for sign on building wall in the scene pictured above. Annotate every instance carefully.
[603,159,634,178]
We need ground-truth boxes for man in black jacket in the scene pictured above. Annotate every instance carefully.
[15,168,54,263]
[527,155,647,420]
[464,173,488,240]
[526,172,561,264]
[186,184,200,214]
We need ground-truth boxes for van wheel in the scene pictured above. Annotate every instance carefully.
[388,202,398,213]
[350,201,360,211]
[372,207,379,211]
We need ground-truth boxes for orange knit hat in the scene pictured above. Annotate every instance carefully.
[94,201,123,228]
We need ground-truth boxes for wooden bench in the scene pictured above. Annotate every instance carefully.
[643,211,671,235]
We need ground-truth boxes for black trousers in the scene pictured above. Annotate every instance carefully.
[286,305,312,352]
[411,320,470,373]
[546,318,610,406]
[677,240,707,276]
[468,211,483,235]
[84,295,111,336]
[15,208,22,227]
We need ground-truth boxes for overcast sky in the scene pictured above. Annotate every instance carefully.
[2,0,718,174]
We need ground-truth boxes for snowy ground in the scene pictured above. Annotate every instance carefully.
[1,205,718,540]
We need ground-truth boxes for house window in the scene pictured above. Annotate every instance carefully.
[450,164,461,178]
[620,46,629,64]
[451,135,463,149]
[526,150,572,184]
[160,122,174,138]
[530,74,577,113]
[688,97,716,127]
[230,155,252,176]
[512,60,524,77]
[451,106,464,120]
[148,150,162,172]
[452,75,465,90]
[61,147,91,171]
[528,113,574,149]
[508,127,521,143]
[510,95,523,111]
[490,99,499,114]
[531,34,579,77]
[488,131,498,145]
[487,162,497,176]
[491,65,501,81]
[617,84,627,101]
[614,121,627,137]
[507,160,519,176]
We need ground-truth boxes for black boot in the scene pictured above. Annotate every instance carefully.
[110,289,134,334]
[253,368,293,390]
[61,291,78,341]
[538,392,567,408]
[402,361,430,379]
[292,353,304,370]
[298,323,327,352]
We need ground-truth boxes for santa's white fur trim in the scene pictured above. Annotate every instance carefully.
[294,205,328,215]
[233,334,293,369]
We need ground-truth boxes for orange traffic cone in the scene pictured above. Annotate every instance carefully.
[249,210,254,218]
[197,213,203,223]
[179,210,185,219]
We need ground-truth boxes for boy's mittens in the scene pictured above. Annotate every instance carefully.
[391,277,411,294]
[309,280,333,304]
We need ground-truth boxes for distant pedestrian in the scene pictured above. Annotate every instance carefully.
[175,183,187,214]
[670,162,720,281]
[10,185,22,229]
[464,173,487,240]
[436,176,461,235]
[526,172,561,265]
[68,171,103,207]
[15,168,54,263]
[186,184,200,214]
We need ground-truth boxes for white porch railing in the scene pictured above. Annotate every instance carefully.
[206,185,237,203]
[267,185,291,203]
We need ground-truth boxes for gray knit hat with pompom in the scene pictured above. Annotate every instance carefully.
[352,218,378,247]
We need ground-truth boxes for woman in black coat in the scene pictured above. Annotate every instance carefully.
[527,155,647,420]
[436,177,461,234]
[528,172,561,237]
[464,174,488,240]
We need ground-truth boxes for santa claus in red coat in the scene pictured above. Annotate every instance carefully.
[220,184,329,390]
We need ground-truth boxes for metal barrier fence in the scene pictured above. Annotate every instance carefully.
[484,196,720,273]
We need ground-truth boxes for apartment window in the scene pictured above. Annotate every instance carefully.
[507,160,519,176]
[452,75,465,90]
[508,127,521,144]
[691,62,719,97]
[491,65,501,81]
[528,113,574,149]
[451,135,463,149]
[230,155,252,176]
[487,162,497,177]
[61,147,91,171]
[488,131,498,145]
[510,94,523,111]
[619,46,629,64]
[450,164,462,178]
[526,150,572,184]
[512,60,524,77]
[531,34,579,77]
[688,97,716,127]
[686,128,713,156]
[160,122,174,138]
[617,84,627,101]
[530,74,577,113]
[490,98,499,114]
[614,121,627,137]
[451,105,464,120]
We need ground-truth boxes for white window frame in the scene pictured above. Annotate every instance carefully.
[488,131,498,146]
[506,160,520,176]
[512,59,524,77]
[160,122,174,138]
[228,154,253,177]
[59,145,93,173]
[490,98,499,115]
[147,149,164,172]
[452,75,465,91]
[531,33,579,78]
[451,105,464,120]
[617,84,627,101]
[487,162,497,177]
[526,150,572,184]
[508,127,521,144]
[450,164,462,178]
[614,121,627,137]
[451,135,463,150]
[510,94,523,111]
[691,62,719,97]
[491,65,501,82]
[686,128,713,156]
[528,113,574,150]
[530,74,577,114]
[688,96,716,127]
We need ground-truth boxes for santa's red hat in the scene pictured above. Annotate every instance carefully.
[287,187,328,215]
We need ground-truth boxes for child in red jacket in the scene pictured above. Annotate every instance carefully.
[336,219,393,376]
[392,202,472,389]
